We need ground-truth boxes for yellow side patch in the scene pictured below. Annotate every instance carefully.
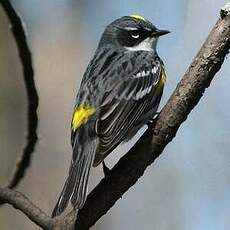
[161,65,166,83]
[129,14,146,21]
[72,104,96,131]
[156,65,166,93]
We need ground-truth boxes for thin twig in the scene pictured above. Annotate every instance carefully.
[0,0,39,189]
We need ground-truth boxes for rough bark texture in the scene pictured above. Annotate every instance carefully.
[0,187,54,229]
[74,9,230,230]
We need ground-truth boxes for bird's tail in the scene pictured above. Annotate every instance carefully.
[52,140,96,217]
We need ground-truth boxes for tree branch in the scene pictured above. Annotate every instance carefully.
[73,5,230,230]
[0,187,54,229]
[0,0,39,189]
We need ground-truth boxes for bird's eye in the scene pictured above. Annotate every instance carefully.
[130,30,140,39]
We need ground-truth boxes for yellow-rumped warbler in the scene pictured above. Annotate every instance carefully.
[52,15,169,217]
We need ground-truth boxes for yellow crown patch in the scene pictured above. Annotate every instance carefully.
[129,14,146,21]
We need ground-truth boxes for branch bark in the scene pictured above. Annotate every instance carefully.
[73,6,230,230]
[0,187,54,229]
[0,0,39,189]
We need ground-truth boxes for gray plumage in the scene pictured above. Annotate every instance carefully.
[52,15,169,217]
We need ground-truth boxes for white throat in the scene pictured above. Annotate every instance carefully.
[125,37,158,52]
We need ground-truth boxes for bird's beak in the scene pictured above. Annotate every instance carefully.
[153,29,170,37]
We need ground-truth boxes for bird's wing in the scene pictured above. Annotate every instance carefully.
[52,48,120,216]
[94,52,165,166]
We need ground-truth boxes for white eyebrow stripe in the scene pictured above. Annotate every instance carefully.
[125,27,139,31]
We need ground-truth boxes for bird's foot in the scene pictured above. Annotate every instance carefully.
[102,161,110,177]
[148,112,160,134]
[148,112,159,126]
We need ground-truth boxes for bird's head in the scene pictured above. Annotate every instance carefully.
[99,15,170,52]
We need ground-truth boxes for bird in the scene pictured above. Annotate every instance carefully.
[52,15,170,217]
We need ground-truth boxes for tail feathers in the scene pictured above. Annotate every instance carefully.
[52,141,96,217]
[71,149,94,208]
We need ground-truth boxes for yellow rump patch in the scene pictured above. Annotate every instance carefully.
[72,104,96,131]
[129,14,146,21]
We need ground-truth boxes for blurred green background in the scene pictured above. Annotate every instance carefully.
[0,0,230,229]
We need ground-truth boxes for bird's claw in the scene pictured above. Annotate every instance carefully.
[102,161,110,177]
